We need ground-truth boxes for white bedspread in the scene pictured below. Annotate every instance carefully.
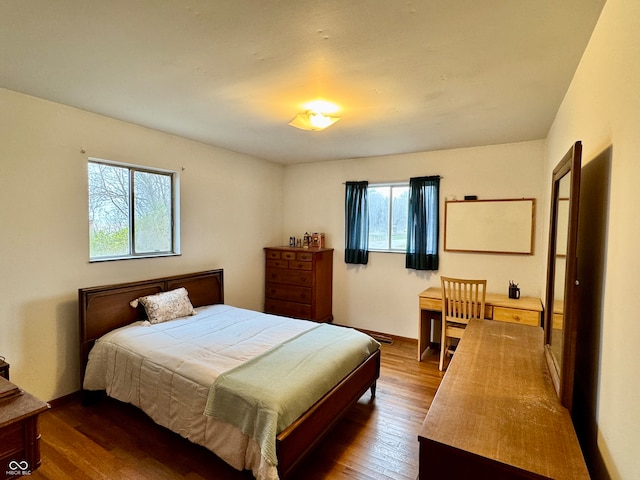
[83,304,319,480]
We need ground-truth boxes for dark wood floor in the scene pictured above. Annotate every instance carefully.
[31,336,443,480]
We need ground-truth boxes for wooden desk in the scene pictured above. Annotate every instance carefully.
[0,377,49,479]
[418,319,589,479]
[418,287,543,361]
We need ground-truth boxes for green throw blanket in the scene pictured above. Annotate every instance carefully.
[204,324,379,466]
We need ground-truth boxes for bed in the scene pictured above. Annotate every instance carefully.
[79,269,380,480]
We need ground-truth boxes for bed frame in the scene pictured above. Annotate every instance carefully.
[79,269,380,478]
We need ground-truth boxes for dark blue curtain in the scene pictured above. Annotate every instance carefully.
[344,181,369,264]
[406,176,440,270]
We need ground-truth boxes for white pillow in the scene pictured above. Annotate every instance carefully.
[130,287,195,324]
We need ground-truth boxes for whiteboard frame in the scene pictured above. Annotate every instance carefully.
[444,198,536,255]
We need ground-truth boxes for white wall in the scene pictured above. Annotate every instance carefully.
[0,89,546,400]
[0,88,284,402]
[545,0,640,477]
[282,141,545,338]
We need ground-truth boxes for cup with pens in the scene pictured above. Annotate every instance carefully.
[508,281,520,299]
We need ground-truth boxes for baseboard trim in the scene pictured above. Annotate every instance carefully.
[48,390,81,408]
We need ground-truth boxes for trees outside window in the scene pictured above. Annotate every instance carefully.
[88,160,178,260]
[368,184,409,252]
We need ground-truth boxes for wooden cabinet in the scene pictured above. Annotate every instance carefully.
[264,247,333,322]
[0,377,49,479]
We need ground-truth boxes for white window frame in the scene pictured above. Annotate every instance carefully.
[367,182,409,253]
[88,158,181,262]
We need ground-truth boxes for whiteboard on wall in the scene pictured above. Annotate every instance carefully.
[444,198,536,254]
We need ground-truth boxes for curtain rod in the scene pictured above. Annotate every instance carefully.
[342,175,443,184]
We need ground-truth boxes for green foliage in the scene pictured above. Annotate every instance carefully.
[90,227,129,258]
[134,204,171,253]
[88,161,174,258]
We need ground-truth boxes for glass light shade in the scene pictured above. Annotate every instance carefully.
[289,111,340,131]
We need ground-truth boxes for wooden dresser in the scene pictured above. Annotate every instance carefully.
[418,319,589,479]
[0,377,49,479]
[264,246,333,322]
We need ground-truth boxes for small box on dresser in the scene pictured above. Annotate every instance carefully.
[264,246,333,322]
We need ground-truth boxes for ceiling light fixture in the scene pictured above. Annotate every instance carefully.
[289,110,341,131]
[288,100,341,131]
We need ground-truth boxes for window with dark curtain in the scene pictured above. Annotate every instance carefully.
[344,181,369,264]
[406,175,440,270]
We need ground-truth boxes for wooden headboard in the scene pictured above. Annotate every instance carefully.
[79,269,224,382]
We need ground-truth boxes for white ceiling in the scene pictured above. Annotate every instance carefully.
[1,0,605,164]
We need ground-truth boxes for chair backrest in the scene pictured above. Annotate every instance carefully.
[441,277,487,323]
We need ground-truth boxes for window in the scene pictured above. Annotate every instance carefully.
[368,183,409,252]
[88,159,179,261]
[344,176,440,269]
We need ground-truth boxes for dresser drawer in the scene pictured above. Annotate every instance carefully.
[296,252,314,261]
[493,307,540,326]
[266,258,289,269]
[265,250,281,260]
[266,283,312,304]
[265,298,312,319]
[282,251,296,260]
[266,268,313,286]
[288,259,313,270]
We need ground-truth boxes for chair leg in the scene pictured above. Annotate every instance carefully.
[439,323,446,371]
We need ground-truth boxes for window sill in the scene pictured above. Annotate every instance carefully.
[89,252,181,263]
[368,249,406,254]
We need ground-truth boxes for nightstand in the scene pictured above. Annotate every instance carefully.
[0,376,49,477]
[0,358,9,380]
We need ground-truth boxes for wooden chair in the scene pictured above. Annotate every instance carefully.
[439,277,487,371]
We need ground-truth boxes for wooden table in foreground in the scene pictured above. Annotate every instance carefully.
[418,287,543,361]
[418,319,589,479]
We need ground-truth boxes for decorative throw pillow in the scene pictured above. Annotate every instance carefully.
[130,287,195,324]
